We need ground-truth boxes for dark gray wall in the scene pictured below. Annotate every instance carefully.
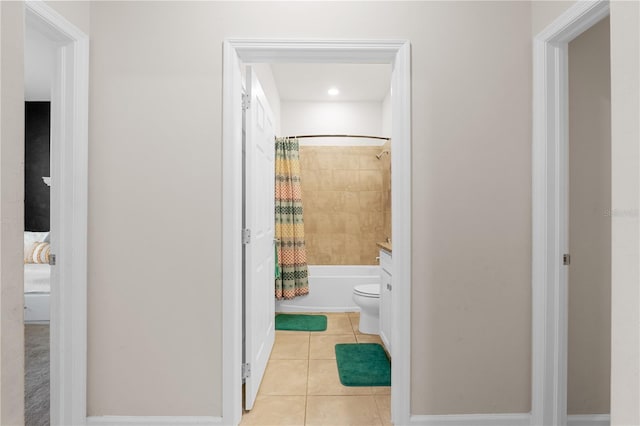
[24,102,50,231]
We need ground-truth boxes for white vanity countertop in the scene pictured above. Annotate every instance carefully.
[376,242,392,253]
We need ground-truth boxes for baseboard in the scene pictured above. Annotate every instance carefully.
[568,414,610,426]
[86,416,223,426]
[409,413,530,425]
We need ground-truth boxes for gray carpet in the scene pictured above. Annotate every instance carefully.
[25,324,49,426]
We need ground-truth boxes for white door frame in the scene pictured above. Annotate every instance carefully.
[222,39,412,426]
[531,1,610,425]
[25,2,89,425]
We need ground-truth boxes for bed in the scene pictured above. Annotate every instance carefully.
[24,232,51,323]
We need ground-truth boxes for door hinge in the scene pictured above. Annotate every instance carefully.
[563,253,571,266]
[242,93,251,111]
[242,229,251,245]
[49,254,56,266]
[242,363,251,379]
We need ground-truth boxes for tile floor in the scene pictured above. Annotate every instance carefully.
[241,312,391,426]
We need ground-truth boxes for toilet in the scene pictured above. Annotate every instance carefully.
[352,284,380,334]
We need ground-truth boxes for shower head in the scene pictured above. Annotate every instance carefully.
[376,150,390,160]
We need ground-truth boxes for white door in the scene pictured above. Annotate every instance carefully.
[243,66,276,410]
[380,269,392,354]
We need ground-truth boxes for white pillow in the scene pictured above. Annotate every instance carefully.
[24,242,50,264]
[24,231,50,259]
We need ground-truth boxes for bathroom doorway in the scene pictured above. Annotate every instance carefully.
[222,39,412,426]
[242,62,394,423]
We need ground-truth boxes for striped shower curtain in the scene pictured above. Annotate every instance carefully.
[275,137,309,299]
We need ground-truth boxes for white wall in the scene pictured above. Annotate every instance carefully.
[84,1,533,416]
[24,26,54,101]
[46,1,90,36]
[0,1,627,421]
[382,90,391,139]
[610,1,640,425]
[531,0,576,35]
[0,3,25,425]
[0,0,536,418]
[281,101,385,146]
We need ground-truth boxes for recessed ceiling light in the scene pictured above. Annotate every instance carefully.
[328,87,339,96]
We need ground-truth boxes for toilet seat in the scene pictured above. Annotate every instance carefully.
[353,284,380,298]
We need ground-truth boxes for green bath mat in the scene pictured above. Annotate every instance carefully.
[275,314,327,331]
[335,343,391,386]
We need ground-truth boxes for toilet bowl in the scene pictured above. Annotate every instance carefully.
[352,284,380,334]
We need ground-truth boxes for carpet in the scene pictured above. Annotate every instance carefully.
[25,324,50,426]
[335,343,391,386]
[275,314,327,331]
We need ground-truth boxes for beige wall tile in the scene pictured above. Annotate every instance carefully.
[303,190,319,211]
[344,234,362,264]
[316,151,336,170]
[315,212,345,234]
[325,191,346,213]
[300,146,390,265]
[358,170,383,191]
[302,169,320,191]
[344,153,361,170]
[382,170,391,192]
[303,212,318,234]
[358,237,381,265]
[343,192,360,214]
[316,170,332,187]
[332,170,359,191]
[359,149,384,170]
[314,233,346,265]
[360,212,384,233]
[344,214,361,236]
[359,191,382,212]
[299,149,312,170]
[359,247,379,266]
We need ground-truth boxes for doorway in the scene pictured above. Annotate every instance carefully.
[531,1,611,425]
[222,39,411,426]
[566,16,611,423]
[22,3,89,425]
[24,19,55,425]
[241,62,394,423]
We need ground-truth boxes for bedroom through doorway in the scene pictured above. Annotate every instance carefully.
[23,18,56,426]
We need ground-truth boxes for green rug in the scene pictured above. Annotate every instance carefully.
[335,343,391,386]
[275,314,327,331]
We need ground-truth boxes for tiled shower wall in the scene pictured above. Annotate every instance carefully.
[300,143,391,265]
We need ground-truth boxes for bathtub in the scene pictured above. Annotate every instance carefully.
[276,265,381,313]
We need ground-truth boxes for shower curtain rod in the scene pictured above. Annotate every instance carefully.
[280,134,390,141]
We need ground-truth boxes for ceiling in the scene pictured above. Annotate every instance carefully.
[25,24,55,101]
[270,63,391,102]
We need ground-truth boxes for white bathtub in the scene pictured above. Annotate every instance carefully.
[275,265,381,313]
